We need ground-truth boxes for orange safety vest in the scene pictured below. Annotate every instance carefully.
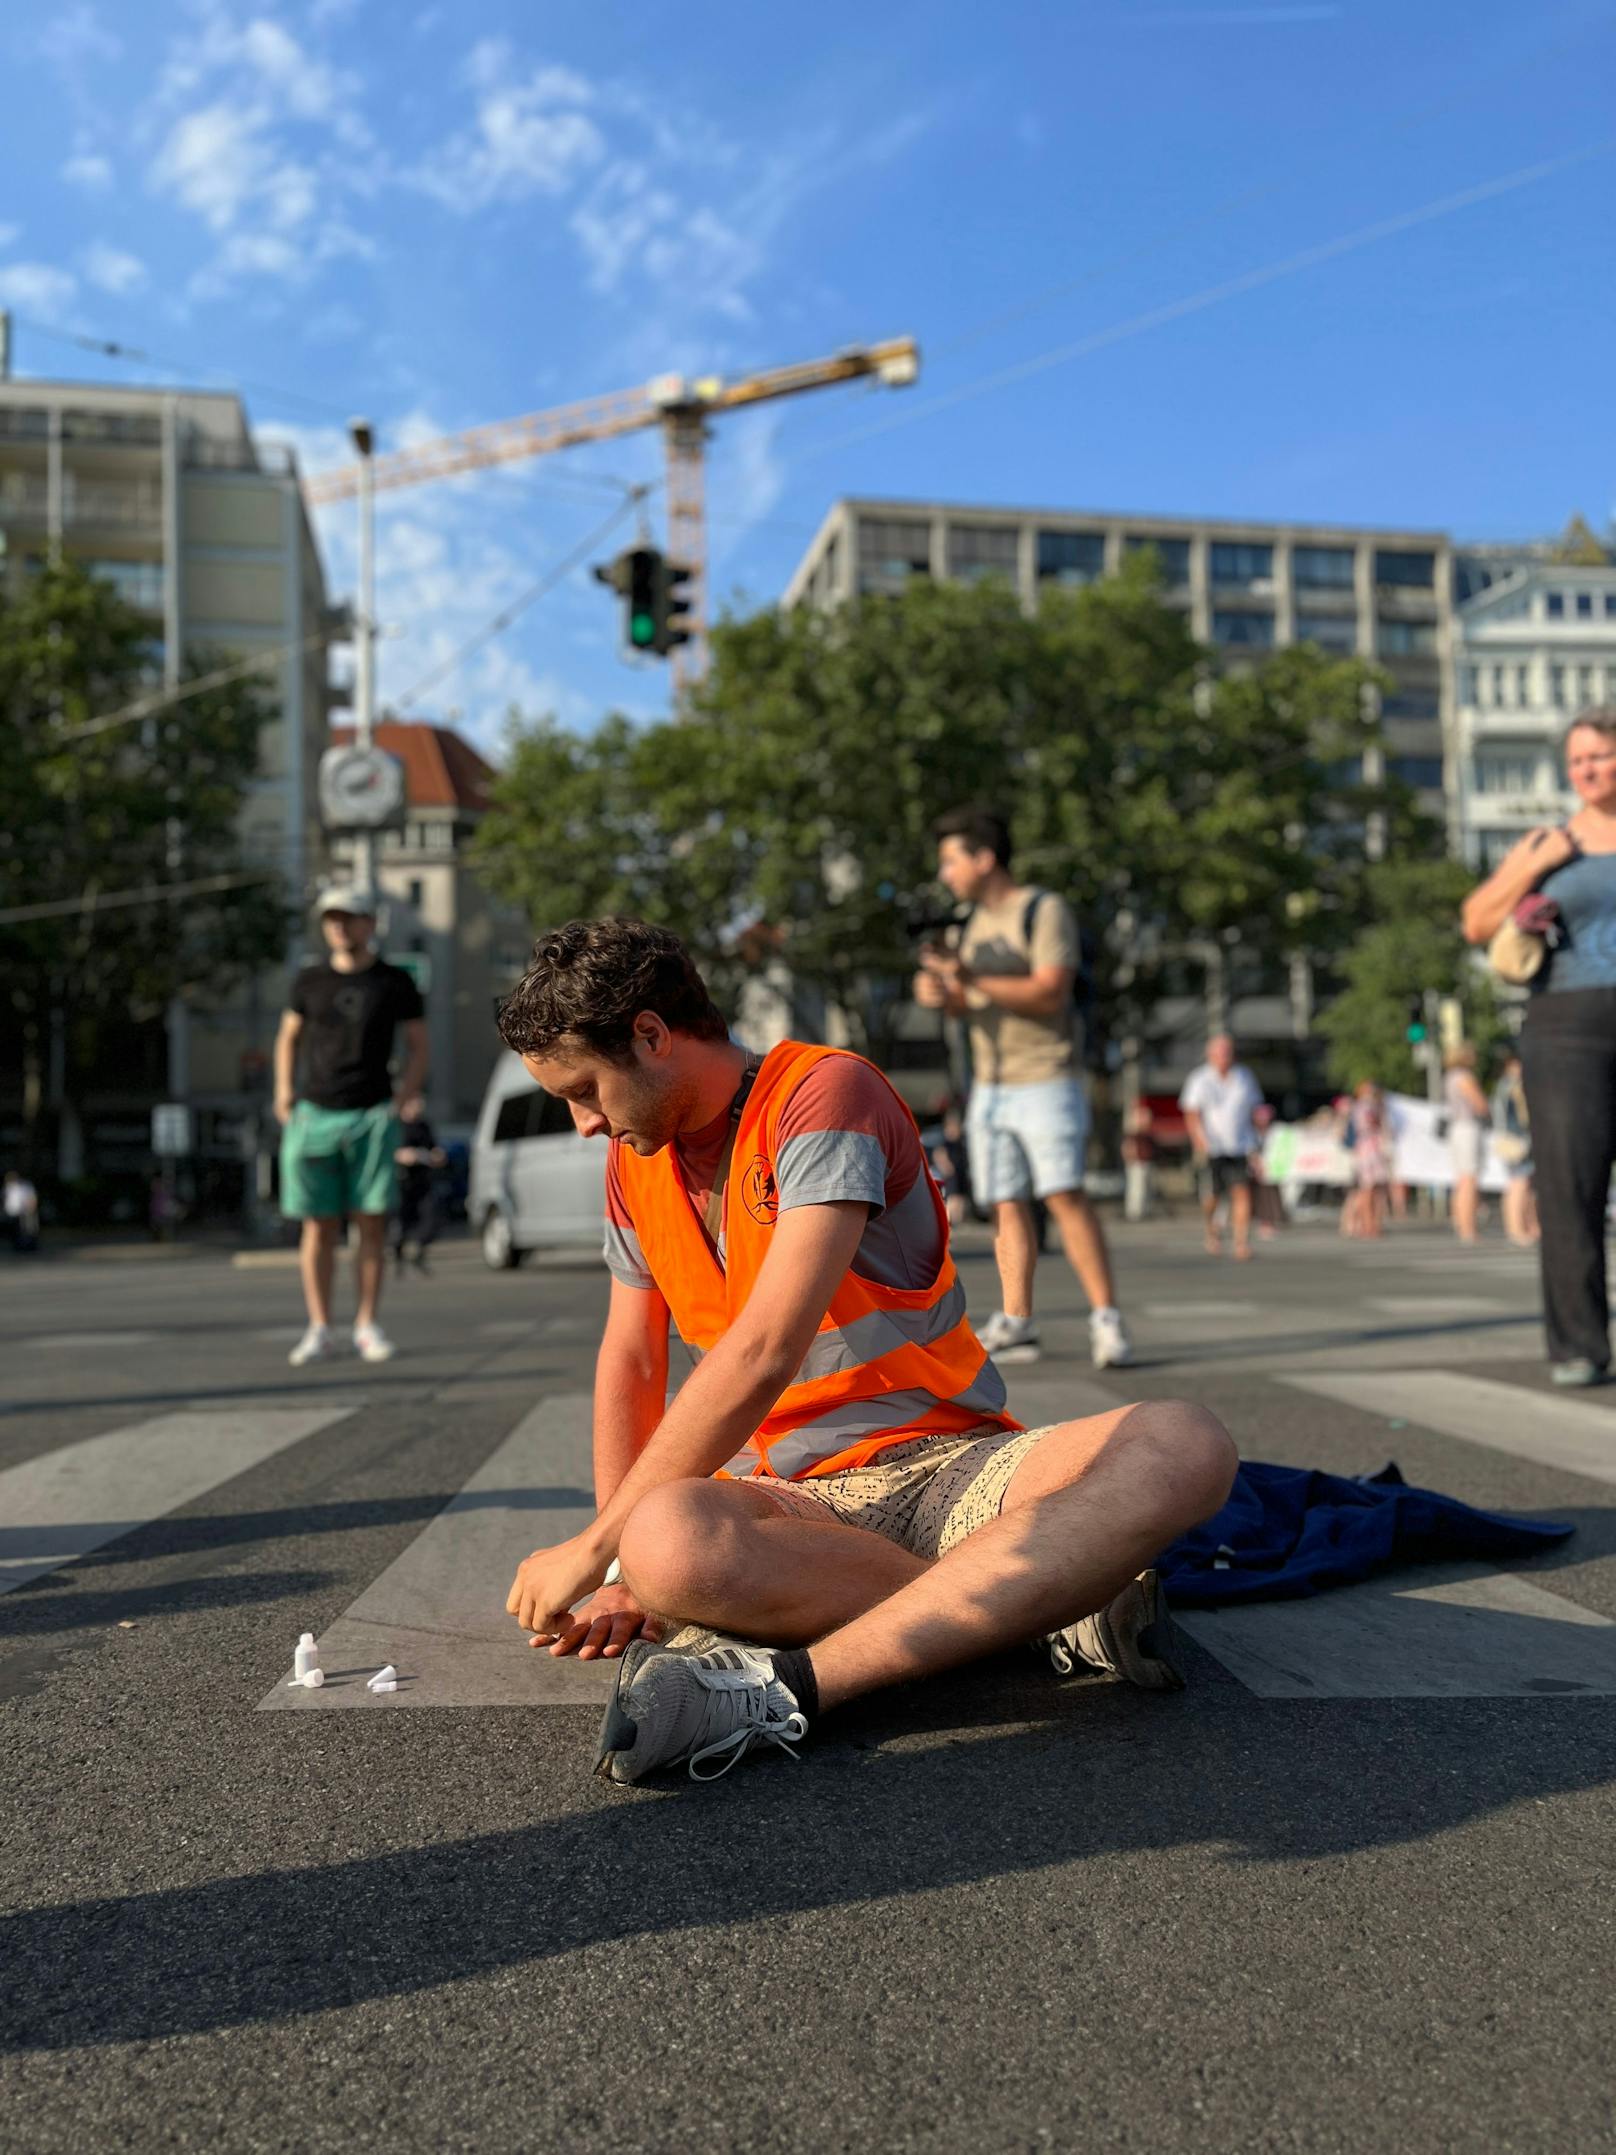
[614,1041,1019,1480]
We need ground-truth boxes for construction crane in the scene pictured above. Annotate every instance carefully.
[303,336,920,682]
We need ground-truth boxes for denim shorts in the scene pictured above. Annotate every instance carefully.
[966,1077,1090,1204]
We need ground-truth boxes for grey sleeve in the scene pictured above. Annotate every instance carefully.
[774,1129,887,1215]
[603,1219,655,1291]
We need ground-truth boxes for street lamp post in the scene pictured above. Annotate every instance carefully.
[350,417,376,897]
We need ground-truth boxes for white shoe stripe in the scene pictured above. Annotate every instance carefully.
[257,1392,610,1712]
[0,1406,352,1596]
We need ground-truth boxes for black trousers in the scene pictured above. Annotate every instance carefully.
[1520,987,1616,1367]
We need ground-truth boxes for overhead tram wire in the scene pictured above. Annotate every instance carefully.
[0,870,277,928]
[787,140,1616,471]
[392,494,644,713]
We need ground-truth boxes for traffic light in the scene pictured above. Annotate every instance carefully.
[1406,996,1427,1045]
[593,546,694,659]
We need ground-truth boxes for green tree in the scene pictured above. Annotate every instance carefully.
[476,558,1422,1062]
[0,561,290,1165]
[1315,859,1507,1092]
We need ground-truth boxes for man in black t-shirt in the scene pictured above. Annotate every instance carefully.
[275,887,428,1366]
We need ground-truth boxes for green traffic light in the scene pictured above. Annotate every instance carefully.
[630,611,656,647]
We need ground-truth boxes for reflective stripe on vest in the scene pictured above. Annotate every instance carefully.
[614,1041,1020,1479]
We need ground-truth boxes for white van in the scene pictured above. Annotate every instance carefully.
[469,1052,605,1268]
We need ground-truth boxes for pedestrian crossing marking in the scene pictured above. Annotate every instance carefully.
[0,1406,353,1596]
[1281,1370,1616,1489]
[1142,1302,1258,1320]
[1179,1569,1616,1698]
[257,1392,608,1712]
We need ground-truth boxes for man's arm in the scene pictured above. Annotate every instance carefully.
[917,948,1073,1020]
[507,1199,869,1640]
[395,1016,429,1119]
[273,1011,302,1126]
[594,1278,670,1510]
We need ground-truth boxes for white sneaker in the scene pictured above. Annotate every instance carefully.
[977,1310,1042,1364]
[1089,1307,1134,1369]
[289,1324,333,1368]
[352,1322,396,1364]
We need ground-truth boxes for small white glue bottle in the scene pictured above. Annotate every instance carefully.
[293,1632,320,1682]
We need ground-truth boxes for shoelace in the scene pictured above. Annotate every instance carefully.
[685,1666,809,1781]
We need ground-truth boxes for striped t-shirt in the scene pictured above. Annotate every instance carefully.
[604,1053,943,1292]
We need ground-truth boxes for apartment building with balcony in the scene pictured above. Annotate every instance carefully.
[0,367,333,1200]
[1453,559,1616,869]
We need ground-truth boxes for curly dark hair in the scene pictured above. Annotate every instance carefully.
[496,918,729,1063]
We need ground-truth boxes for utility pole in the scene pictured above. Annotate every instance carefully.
[350,417,377,896]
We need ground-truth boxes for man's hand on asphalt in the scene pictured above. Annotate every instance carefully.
[541,1583,665,1659]
[507,1532,611,1644]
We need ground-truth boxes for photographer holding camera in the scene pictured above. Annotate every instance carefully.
[914,807,1132,1370]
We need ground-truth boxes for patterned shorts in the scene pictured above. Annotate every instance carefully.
[746,1423,1057,1562]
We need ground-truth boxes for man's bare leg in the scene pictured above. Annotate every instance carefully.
[1200,1181,1222,1256]
[618,1400,1234,1703]
[354,1211,388,1328]
[993,1198,1038,1320]
[1042,1186,1116,1310]
[1229,1182,1253,1261]
[299,1216,338,1327]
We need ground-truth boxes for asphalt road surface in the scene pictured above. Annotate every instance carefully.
[3,1219,1614,2152]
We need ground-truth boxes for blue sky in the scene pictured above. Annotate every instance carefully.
[2,0,1613,750]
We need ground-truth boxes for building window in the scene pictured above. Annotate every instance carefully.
[1576,592,1594,619]
[406,878,424,909]
[1517,664,1531,705]
[946,524,1019,585]
[1453,561,1494,603]
[1473,747,1540,795]
[1389,754,1445,790]
[1381,691,1440,722]
[1293,545,1355,590]
[1209,542,1273,586]
[856,517,930,594]
[1378,617,1437,657]
[1294,612,1358,654]
[1605,594,1616,619]
[1459,666,1478,705]
[1551,664,1567,707]
[1578,666,1596,707]
[1374,549,1436,589]
[1325,756,1364,786]
[1545,591,1565,619]
[1036,530,1106,584]
[1122,535,1190,581]
[1213,610,1275,648]
[1477,829,1518,870]
[1490,665,1506,705]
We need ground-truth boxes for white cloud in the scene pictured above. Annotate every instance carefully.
[81,242,147,294]
[0,223,18,250]
[0,262,79,320]
[62,146,114,190]
[416,48,605,211]
[38,4,121,66]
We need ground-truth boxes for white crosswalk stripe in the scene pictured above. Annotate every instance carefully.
[1363,1297,1509,1317]
[257,1393,609,1712]
[1282,1369,1616,1489]
[0,1406,353,1595]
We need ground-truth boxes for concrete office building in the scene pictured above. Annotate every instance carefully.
[328,721,532,1132]
[0,357,332,1197]
[786,497,1454,817]
[1453,558,1616,869]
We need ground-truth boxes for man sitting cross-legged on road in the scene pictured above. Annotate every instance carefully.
[499,919,1236,1786]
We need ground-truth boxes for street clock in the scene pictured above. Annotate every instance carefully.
[319,744,407,831]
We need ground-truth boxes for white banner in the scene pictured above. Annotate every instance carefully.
[1263,1093,1510,1193]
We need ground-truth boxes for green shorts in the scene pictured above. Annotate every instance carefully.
[279,1100,401,1220]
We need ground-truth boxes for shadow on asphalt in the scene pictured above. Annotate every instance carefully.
[4,1651,1614,2051]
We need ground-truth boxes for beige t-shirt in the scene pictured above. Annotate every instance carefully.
[957,888,1081,1085]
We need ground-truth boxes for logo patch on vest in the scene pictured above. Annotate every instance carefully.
[741,1154,778,1225]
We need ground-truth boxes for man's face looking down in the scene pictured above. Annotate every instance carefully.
[522,1017,698,1157]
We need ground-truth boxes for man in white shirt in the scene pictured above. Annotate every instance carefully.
[1179,1034,1264,1262]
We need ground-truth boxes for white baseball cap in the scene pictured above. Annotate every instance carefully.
[314,883,380,919]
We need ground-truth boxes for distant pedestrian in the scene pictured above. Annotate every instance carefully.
[1347,1080,1392,1241]
[1443,1045,1490,1246]
[4,1170,40,1253]
[393,1115,446,1271]
[1249,1102,1283,1238]
[275,887,429,1366]
[1179,1035,1264,1261]
[1462,709,1616,1382]
[914,807,1132,1369]
[927,1097,972,1228]
[1490,1051,1537,1248]
[1122,1102,1158,1223]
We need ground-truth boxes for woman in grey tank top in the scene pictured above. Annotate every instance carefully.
[1463,711,1616,1384]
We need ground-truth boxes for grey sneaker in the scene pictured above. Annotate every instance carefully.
[1089,1307,1134,1370]
[1043,1568,1185,1691]
[596,1641,809,1784]
[978,1311,1042,1365]
[1550,1358,1608,1388]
